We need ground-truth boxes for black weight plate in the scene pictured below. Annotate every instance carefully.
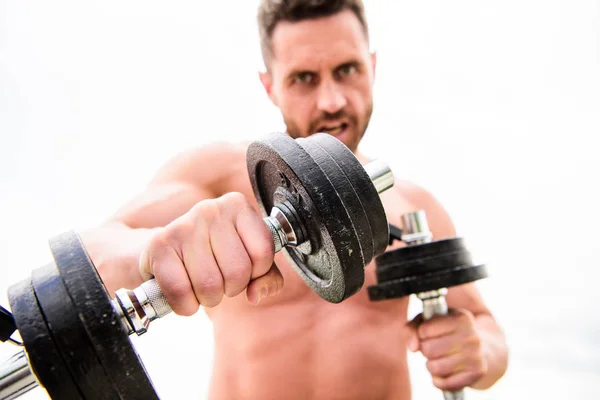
[31,263,119,399]
[367,264,489,300]
[376,238,467,268]
[247,132,365,302]
[308,133,389,258]
[376,250,474,282]
[49,230,159,399]
[7,277,83,400]
[297,136,371,266]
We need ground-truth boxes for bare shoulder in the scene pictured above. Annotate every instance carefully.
[149,140,250,195]
[384,179,457,240]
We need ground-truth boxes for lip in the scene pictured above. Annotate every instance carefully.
[316,124,349,143]
[316,121,349,137]
[317,120,347,132]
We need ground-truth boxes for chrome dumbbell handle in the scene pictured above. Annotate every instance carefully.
[404,211,464,400]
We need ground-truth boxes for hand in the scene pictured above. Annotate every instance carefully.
[139,192,283,315]
[407,309,488,392]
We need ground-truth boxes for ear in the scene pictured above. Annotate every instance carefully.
[259,71,279,106]
[370,51,377,77]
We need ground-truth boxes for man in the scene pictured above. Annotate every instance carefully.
[82,1,508,398]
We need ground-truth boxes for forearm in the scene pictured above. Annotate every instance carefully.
[471,312,509,390]
[79,221,160,295]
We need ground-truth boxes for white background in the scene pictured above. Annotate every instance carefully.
[1,1,599,399]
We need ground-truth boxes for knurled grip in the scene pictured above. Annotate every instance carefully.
[264,216,284,253]
[140,279,172,318]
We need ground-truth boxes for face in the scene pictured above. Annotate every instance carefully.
[260,10,376,152]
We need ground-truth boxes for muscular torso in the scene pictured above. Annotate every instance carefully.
[204,149,415,400]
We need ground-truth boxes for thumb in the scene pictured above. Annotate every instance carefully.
[246,263,284,305]
[406,314,423,352]
[138,245,154,281]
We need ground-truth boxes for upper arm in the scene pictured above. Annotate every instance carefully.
[397,181,491,316]
[107,142,247,229]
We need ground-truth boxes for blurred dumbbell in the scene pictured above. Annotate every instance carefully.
[368,210,488,400]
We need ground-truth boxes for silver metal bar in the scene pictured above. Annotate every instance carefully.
[402,210,464,400]
[364,159,394,194]
[0,351,38,400]
[401,210,433,245]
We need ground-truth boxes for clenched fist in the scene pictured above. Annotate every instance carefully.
[139,192,283,316]
[407,309,488,392]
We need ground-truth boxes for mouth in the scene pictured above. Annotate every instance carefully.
[317,122,349,137]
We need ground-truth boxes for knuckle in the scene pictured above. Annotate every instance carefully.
[226,191,247,204]
[193,198,220,219]
[161,216,196,246]
[457,309,474,324]
[149,230,171,252]
[171,220,196,243]
[220,192,248,212]
[465,333,482,349]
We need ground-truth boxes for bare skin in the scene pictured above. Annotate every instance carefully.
[81,8,508,400]
[82,144,504,399]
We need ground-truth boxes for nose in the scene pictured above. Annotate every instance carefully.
[316,80,347,114]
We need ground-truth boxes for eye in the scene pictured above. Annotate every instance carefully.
[294,72,315,84]
[337,64,357,78]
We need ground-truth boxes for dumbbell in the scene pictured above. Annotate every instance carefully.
[1,132,394,400]
[367,210,488,400]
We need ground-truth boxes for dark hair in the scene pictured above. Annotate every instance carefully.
[257,0,369,66]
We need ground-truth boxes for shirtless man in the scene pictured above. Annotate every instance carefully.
[82,1,508,398]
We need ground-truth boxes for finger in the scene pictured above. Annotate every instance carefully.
[209,213,253,297]
[144,234,199,316]
[418,309,474,340]
[139,245,154,281]
[181,218,224,308]
[246,263,284,305]
[420,328,478,360]
[406,314,423,352]
[425,347,483,378]
[226,194,275,279]
[432,369,486,392]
